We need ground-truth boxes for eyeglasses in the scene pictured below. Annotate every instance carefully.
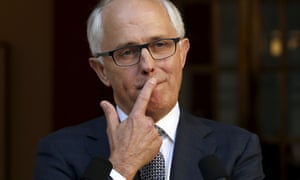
[95,37,181,67]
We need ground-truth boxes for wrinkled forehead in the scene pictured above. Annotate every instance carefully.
[100,0,175,48]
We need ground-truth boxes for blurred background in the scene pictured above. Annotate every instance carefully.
[0,0,299,179]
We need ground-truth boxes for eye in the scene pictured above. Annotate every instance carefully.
[154,41,167,48]
[152,40,172,50]
[121,49,134,56]
[116,47,138,58]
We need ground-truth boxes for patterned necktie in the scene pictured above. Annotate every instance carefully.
[140,126,166,180]
[140,152,165,180]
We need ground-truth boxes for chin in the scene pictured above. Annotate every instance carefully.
[146,102,172,122]
[148,97,172,112]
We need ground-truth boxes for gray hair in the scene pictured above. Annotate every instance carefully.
[87,0,185,58]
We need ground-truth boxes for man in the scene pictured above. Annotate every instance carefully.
[34,0,265,179]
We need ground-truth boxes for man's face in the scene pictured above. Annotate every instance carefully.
[90,0,189,121]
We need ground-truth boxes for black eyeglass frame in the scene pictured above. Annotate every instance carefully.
[94,37,181,67]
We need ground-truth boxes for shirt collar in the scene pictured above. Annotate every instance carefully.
[116,102,180,142]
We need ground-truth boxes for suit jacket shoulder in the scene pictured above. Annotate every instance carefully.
[170,111,264,180]
[33,117,110,180]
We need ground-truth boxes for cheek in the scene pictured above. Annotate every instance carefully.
[157,63,183,98]
[170,61,184,84]
[109,71,138,97]
[111,75,130,92]
[106,66,133,87]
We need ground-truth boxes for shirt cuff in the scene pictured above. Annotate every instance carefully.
[110,169,126,180]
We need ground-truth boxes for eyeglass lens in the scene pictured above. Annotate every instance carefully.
[113,39,177,66]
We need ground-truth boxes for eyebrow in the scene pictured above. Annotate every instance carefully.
[114,36,167,49]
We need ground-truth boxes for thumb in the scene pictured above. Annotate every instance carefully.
[100,100,119,132]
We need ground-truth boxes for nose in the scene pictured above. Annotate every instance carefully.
[139,48,155,74]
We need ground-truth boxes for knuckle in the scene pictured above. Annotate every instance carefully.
[145,118,154,128]
[128,113,139,121]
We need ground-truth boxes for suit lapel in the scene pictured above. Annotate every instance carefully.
[83,117,111,159]
[170,111,217,180]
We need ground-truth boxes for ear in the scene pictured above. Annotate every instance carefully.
[89,58,111,87]
[179,38,190,68]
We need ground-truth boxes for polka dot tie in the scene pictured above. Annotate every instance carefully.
[140,126,166,180]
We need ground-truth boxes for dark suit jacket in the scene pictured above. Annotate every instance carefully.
[33,111,264,180]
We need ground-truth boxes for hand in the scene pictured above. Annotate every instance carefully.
[100,78,162,179]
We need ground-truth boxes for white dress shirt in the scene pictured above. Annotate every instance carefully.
[110,102,180,180]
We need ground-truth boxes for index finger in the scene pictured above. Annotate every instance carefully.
[130,78,157,115]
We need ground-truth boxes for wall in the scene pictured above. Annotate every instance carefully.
[0,0,53,179]
[53,0,108,130]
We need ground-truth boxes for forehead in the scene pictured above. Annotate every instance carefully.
[101,0,177,49]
